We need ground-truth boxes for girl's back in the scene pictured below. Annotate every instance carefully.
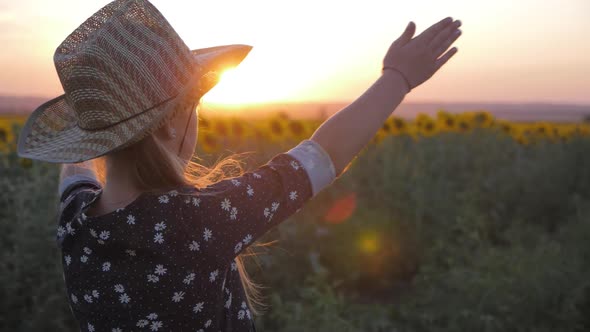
[57,146,329,331]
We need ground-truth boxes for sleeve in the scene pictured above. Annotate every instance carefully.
[186,139,337,264]
[58,174,102,203]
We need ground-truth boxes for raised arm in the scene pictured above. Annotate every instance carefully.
[58,160,101,199]
[311,17,462,176]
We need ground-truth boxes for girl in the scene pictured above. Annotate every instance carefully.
[17,0,462,331]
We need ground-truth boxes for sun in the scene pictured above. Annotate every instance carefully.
[200,57,301,106]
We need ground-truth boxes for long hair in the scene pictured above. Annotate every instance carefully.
[92,99,269,315]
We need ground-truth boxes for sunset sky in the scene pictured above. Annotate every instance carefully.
[1,0,589,105]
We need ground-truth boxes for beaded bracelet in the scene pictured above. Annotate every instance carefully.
[382,66,412,93]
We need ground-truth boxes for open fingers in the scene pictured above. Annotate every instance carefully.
[435,47,458,71]
[418,17,453,44]
[431,20,461,57]
[433,29,462,59]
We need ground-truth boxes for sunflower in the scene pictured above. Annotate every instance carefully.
[456,118,471,132]
[267,117,288,142]
[515,134,530,145]
[388,116,407,135]
[470,111,494,128]
[212,119,229,137]
[419,118,437,137]
[494,121,514,136]
[199,132,219,153]
[532,122,554,140]
[287,119,307,140]
[229,118,246,139]
[437,114,457,132]
[415,113,433,129]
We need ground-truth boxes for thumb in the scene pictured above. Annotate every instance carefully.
[397,21,415,45]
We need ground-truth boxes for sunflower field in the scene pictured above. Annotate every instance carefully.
[2,110,590,331]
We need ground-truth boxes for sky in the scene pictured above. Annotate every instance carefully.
[0,0,589,105]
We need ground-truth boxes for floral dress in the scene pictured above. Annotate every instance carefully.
[56,139,336,332]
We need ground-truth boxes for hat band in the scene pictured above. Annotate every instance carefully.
[77,93,179,131]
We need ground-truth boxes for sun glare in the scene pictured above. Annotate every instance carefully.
[200,52,309,106]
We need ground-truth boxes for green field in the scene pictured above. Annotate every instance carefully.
[2,111,590,331]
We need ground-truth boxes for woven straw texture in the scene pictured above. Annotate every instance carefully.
[17,0,251,163]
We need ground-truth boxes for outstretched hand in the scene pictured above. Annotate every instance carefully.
[383,17,462,91]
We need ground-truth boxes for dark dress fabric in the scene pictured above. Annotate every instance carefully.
[56,153,313,332]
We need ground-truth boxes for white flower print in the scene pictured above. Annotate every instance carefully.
[253,172,262,179]
[221,198,231,211]
[203,228,212,241]
[271,202,280,212]
[188,240,200,251]
[168,189,178,196]
[89,228,97,238]
[172,291,185,302]
[147,274,159,283]
[137,319,149,328]
[114,284,125,293]
[238,301,251,320]
[230,207,238,220]
[71,293,78,303]
[204,319,212,328]
[193,302,204,313]
[246,184,254,196]
[183,272,196,285]
[290,191,298,201]
[65,222,75,235]
[119,293,131,304]
[84,294,93,303]
[81,212,87,221]
[125,249,136,257]
[263,207,270,218]
[158,195,169,204]
[83,247,92,255]
[154,264,167,276]
[192,197,200,207]
[231,178,241,186]
[99,230,110,240]
[115,207,124,212]
[56,226,66,237]
[64,255,71,266]
[224,292,232,309]
[112,328,122,332]
[291,160,300,170]
[153,232,164,244]
[92,290,99,298]
[97,239,105,245]
[80,255,88,263]
[154,222,166,231]
[150,321,163,331]
[243,234,253,244]
[209,269,219,282]
[102,262,111,272]
[147,313,158,320]
[88,323,95,332]
[184,197,191,204]
[127,214,136,225]
[231,262,237,271]
[234,242,243,254]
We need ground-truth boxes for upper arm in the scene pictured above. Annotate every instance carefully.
[58,162,101,202]
[180,139,337,264]
[57,174,101,202]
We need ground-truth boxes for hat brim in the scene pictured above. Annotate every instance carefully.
[17,44,252,163]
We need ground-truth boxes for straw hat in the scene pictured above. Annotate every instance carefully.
[17,0,252,163]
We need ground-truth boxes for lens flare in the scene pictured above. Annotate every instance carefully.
[324,192,357,224]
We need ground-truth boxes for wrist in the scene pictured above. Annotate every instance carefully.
[381,67,411,94]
